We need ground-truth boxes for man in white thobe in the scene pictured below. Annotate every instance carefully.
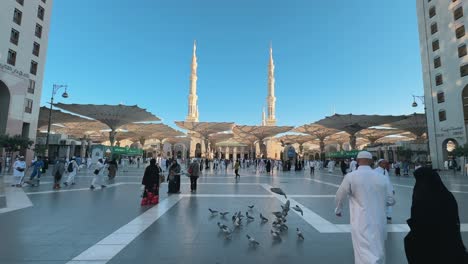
[335,151,395,264]
[350,158,357,171]
[374,159,395,221]
[328,159,335,173]
[12,156,26,187]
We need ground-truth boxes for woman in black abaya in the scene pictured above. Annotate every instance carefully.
[404,167,468,263]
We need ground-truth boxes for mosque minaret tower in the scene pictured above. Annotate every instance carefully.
[266,44,277,126]
[186,40,199,122]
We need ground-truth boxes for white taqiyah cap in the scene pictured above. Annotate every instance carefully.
[357,151,372,159]
[377,159,385,163]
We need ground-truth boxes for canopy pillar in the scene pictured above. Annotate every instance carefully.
[109,130,117,147]
[349,134,357,150]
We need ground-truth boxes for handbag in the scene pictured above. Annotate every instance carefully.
[94,169,100,175]
[159,175,165,183]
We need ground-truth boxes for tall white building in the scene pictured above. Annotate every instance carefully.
[0,0,53,160]
[416,0,467,169]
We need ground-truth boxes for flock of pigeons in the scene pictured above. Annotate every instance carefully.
[209,187,305,247]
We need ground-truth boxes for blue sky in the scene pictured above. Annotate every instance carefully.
[42,0,424,127]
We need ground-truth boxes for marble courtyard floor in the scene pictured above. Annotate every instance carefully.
[0,165,467,264]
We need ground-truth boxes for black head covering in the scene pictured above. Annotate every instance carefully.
[150,158,156,165]
[405,167,467,263]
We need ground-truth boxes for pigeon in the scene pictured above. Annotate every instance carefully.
[238,211,245,218]
[220,212,229,217]
[232,214,237,222]
[279,223,289,231]
[284,200,290,211]
[270,187,287,199]
[271,229,282,240]
[217,222,228,230]
[293,205,304,216]
[246,234,260,246]
[260,213,269,222]
[248,205,255,210]
[297,228,304,240]
[222,227,232,239]
[209,208,219,215]
[246,212,254,221]
[234,217,242,228]
[272,211,283,218]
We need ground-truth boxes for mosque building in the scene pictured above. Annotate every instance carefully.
[416,0,468,168]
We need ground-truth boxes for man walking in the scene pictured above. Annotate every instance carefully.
[26,156,44,186]
[189,159,200,192]
[335,151,395,264]
[64,157,78,186]
[374,159,395,222]
[12,156,26,187]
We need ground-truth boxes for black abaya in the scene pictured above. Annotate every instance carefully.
[404,167,468,263]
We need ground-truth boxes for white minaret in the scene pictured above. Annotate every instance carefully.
[261,107,266,126]
[186,40,199,122]
[266,44,277,126]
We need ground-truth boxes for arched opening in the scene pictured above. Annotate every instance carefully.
[0,81,11,134]
[442,138,458,163]
[314,153,320,160]
[195,143,202,158]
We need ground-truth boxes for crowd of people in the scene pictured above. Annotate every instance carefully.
[3,151,468,263]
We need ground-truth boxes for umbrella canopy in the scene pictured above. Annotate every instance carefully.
[54,103,160,130]
[315,114,407,135]
[276,134,315,145]
[293,124,339,152]
[384,113,427,140]
[38,106,90,128]
[39,121,108,139]
[175,121,234,138]
[356,128,404,144]
[232,125,293,140]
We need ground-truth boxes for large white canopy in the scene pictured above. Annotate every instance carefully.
[54,103,161,130]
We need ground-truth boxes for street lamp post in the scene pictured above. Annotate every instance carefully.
[45,84,69,157]
[411,95,431,166]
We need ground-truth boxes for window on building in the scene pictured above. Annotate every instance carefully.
[24,99,33,114]
[437,92,445,103]
[21,122,30,138]
[35,24,42,38]
[459,44,467,57]
[37,6,45,20]
[436,74,443,85]
[432,39,440,51]
[32,42,40,56]
[13,9,22,25]
[429,6,436,18]
[456,25,465,39]
[434,56,441,68]
[10,29,19,45]
[439,110,447,121]
[30,61,38,75]
[28,80,35,94]
[461,64,468,77]
[454,6,463,20]
[16,0,24,5]
[7,50,17,66]
[431,23,438,34]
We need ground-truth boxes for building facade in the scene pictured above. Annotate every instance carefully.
[0,0,53,160]
[416,0,467,168]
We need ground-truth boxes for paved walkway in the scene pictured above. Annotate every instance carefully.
[0,165,467,263]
